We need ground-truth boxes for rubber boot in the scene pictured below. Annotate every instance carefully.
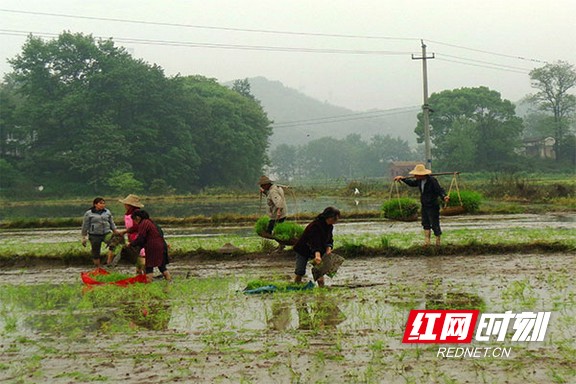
[162,270,172,282]
[294,275,303,284]
[435,236,441,246]
[424,230,431,246]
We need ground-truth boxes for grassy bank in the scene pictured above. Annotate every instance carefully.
[1,227,573,268]
[1,197,575,229]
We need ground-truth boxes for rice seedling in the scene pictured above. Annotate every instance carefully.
[381,198,419,221]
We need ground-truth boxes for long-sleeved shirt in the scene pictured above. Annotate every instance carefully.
[293,219,334,257]
[401,176,447,207]
[81,208,116,236]
[265,184,287,219]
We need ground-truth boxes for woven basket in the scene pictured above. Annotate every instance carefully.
[441,206,466,216]
[392,214,419,222]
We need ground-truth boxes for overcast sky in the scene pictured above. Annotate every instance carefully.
[1,0,574,111]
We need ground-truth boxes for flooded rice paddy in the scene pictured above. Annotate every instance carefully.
[0,214,574,383]
[2,212,574,244]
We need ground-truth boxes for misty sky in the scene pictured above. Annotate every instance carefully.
[1,0,574,112]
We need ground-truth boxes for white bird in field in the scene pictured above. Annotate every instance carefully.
[354,188,360,195]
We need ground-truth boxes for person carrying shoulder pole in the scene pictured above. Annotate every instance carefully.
[257,175,288,235]
[394,164,450,246]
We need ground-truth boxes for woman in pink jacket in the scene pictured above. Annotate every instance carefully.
[118,194,146,273]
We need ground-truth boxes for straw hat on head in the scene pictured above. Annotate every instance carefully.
[409,164,432,176]
[257,175,273,186]
[118,194,144,208]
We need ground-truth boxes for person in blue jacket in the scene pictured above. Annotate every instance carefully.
[293,206,341,287]
[81,197,119,269]
[394,164,450,246]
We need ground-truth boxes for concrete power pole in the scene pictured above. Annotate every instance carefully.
[412,40,435,171]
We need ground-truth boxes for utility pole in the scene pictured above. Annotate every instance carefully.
[412,40,435,170]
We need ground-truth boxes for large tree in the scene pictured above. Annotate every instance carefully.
[2,32,271,194]
[529,61,576,162]
[415,87,524,171]
[178,75,272,188]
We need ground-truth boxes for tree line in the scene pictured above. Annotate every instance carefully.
[0,32,574,197]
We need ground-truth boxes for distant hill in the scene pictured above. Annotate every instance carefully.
[225,77,420,148]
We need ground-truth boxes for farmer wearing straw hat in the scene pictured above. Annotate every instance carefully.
[257,175,288,235]
[394,164,449,246]
[117,194,146,272]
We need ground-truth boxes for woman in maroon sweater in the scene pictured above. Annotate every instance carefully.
[129,210,171,282]
[293,206,340,287]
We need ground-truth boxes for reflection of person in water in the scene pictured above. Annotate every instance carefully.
[126,300,172,330]
[268,301,292,331]
[296,294,346,330]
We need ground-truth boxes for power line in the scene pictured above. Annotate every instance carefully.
[272,106,420,128]
[0,29,413,56]
[438,53,533,73]
[427,39,548,64]
[0,30,539,75]
[436,57,531,74]
[0,8,548,66]
[0,9,420,41]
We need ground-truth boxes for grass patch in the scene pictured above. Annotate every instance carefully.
[381,198,419,221]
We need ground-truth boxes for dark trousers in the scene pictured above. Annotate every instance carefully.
[421,205,442,236]
[88,234,106,259]
[266,217,286,234]
[294,251,311,277]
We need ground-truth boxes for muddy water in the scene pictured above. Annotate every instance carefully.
[0,252,575,383]
[0,214,575,383]
[1,195,380,219]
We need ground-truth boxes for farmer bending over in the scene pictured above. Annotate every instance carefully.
[293,207,340,287]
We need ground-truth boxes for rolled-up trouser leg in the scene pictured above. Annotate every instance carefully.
[294,251,310,277]
[89,234,105,259]
[421,205,442,237]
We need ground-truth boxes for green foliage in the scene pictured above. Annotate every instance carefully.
[272,221,304,242]
[90,272,132,283]
[416,86,524,171]
[1,32,271,196]
[339,239,367,255]
[254,216,270,235]
[270,133,416,179]
[244,279,305,291]
[381,198,419,220]
[446,190,483,213]
[148,179,175,195]
[106,171,143,195]
[529,61,576,162]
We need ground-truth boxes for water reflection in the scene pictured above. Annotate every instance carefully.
[2,196,382,220]
[268,294,346,331]
[119,300,171,330]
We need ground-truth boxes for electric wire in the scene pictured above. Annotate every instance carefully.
[0,29,412,56]
[0,9,420,41]
[0,8,549,65]
[272,106,420,128]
